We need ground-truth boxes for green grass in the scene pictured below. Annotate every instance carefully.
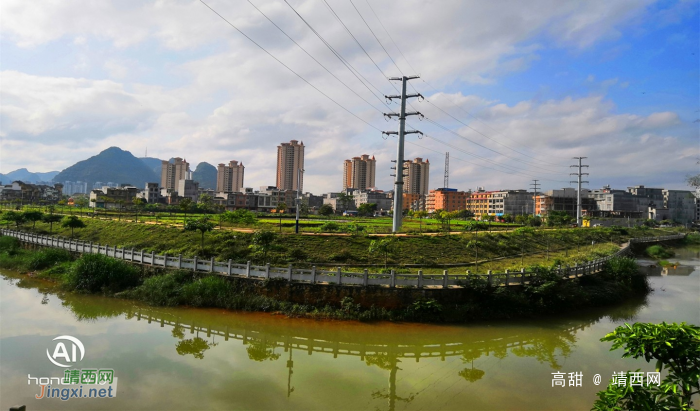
[0,215,684,273]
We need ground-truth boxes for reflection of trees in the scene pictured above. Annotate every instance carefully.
[458,349,485,383]
[60,297,126,322]
[171,324,185,339]
[366,354,415,411]
[245,338,281,362]
[605,296,648,322]
[176,337,217,359]
[511,330,576,369]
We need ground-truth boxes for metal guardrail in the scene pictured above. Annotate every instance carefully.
[2,229,685,289]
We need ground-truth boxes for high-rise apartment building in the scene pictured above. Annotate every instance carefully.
[404,157,429,195]
[161,158,190,192]
[216,161,245,193]
[343,154,376,190]
[276,140,304,191]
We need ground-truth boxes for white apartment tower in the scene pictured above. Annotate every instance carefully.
[343,154,376,190]
[217,161,245,193]
[276,140,305,191]
[404,157,430,195]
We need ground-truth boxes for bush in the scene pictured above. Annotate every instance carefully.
[180,276,231,307]
[320,222,340,232]
[27,249,73,270]
[65,254,141,293]
[0,236,20,254]
[645,245,675,259]
[130,274,183,306]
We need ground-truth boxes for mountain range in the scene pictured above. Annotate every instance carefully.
[7,147,219,191]
[0,168,59,184]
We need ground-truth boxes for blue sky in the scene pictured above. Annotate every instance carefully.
[1,0,698,193]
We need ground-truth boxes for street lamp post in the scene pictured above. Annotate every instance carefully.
[295,168,304,234]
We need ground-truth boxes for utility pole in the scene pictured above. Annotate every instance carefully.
[530,179,540,218]
[570,157,589,226]
[444,152,449,188]
[383,76,423,233]
[295,168,304,234]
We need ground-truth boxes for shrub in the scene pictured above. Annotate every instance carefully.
[320,222,340,232]
[0,236,20,254]
[27,249,73,270]
[65,254,141,293]
[645,245,675,259]
[180,276,231,307]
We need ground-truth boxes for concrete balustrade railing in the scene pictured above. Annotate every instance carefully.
[3,229,685,289]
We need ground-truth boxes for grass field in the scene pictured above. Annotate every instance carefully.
[2,210,684,274]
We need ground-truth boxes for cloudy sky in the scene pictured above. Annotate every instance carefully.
[1,0,698,193]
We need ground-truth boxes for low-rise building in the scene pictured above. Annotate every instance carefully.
[89,186,140,209]
[427,188,469,213]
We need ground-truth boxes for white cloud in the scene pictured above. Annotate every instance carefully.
[0,0,696,193]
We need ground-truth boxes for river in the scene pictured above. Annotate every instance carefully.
[0,248,698,410]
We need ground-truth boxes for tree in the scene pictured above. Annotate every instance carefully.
[179,198,193,225]
[184,216,215,248]
[414,210,428,233]
[455,209,474,220]
[465,239,482,273]
[132,198,145,223]
[198,194,213,214]
[23,210,44,230]
[358,203,377,217]
[593,322,699,410]
[42,214,63,234]
[318,204,334,216]
[61,215,86,238]
[546,211,573,227]
[276,202,286,232]
[250,230,278,263]
[337,192,354,212]
[435,210,458,233]
[369,237,397,268]
[4,211,25,229]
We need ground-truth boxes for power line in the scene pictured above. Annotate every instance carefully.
[282,0,389,104]
[246,0,385,114]
[348,0,404,76]
[198,0,382,132]
[362,2,569,168]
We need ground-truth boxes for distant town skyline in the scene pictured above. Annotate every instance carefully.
[1,1,697,194]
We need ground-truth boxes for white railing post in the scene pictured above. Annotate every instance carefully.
[443,270,449,288]
[418,270,423,288]
[521,268,526,285]
[151,251,155,265]
[337,267,342,285]
[210,257,214,273]
[311,266,316,284]
[246,261,251,277]
[487,270,493,287]
[178,254,183,269]
[364,269,369,287]
[163,253,168,267]
[227,259,232,275]
[193,256,198,272]
[288,264,294,281]
[265,264,270,279]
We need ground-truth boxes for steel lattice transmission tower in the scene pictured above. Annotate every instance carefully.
[570,157,589,226]
[383,76,423,233]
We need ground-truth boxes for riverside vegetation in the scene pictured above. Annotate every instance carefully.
[0,213,686,273]
[0,230,678,323]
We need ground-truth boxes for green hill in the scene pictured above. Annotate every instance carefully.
[193,162,217,189]
[53,147,159,189]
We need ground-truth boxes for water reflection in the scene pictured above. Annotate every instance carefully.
[4,261,696,411]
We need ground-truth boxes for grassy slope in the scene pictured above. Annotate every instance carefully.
[2,215,683,273]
